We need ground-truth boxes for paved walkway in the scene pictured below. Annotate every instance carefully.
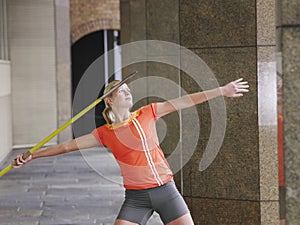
[0,148,163,225]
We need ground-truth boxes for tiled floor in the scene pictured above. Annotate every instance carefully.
[0,148,163,225]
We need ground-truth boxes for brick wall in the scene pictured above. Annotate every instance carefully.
[70,0,120,43]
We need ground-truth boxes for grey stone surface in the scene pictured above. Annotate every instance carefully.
[281,0,300,25]
[189,197,260,225]
[0,148,163,224]
[257,0,276,46]
[146,0,179,43]
[181,47,261,201]
[180,0,256,48]
[282,27,300,224]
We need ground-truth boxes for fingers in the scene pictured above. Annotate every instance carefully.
[16,155,24,166]
[12,163,22,169]
[233,93,244,98]
[236,82,249,88]
[13,154,23,168]
[223,78,250,98]
[238,84,249,88]
[237,88,249,93]
[224,78,249,98]
[234,78,244,83]
[235,79,249,94]
[12,153,32,168]
[234,78,249,85]
[234,86,249,97]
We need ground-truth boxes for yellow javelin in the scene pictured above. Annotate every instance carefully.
[0,71,137,177]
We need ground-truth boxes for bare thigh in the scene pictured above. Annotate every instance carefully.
[166,213,194,225]
[114,219,139,225]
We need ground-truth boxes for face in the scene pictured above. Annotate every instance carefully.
[107,84,133,109]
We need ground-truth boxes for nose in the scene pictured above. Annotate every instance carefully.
[124,90,131,96]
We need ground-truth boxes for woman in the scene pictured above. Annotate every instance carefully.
[14,78,249,225]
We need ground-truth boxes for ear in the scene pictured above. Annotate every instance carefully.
[106,98,113,106]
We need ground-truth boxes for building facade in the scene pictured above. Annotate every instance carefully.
[1,0,300,224]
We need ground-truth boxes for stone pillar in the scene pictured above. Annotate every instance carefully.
[8,0,57,146]
[257,0,279,224]
[277,0,300,224]
[54,0,72,143]
[120,0,181,161]
[121,0,279,224]
[180,1,278,224]
[120,0,148,108]
[0,60,12,161]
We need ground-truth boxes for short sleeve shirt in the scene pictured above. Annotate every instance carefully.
[92,103,173,190]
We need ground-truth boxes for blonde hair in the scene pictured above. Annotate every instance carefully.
[102,80,121,124]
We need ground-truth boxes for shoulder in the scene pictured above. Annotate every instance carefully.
[91,125,109,146]
[92,124,109,136]
[139,103,158,120]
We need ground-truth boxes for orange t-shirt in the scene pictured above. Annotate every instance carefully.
[92,103,173,190]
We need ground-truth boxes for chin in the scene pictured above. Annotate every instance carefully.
[122,102,133,109]
[128,102,133,108]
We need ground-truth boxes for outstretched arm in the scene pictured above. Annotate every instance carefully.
[156,78,249,118]
[13,134,100,168]
[32,134,100,159]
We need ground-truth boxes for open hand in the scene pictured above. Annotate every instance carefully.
[12,152,33,168]
[221,78,249,98]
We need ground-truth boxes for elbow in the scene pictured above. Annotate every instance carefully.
[61,143,71,153]
[62,142,77,153]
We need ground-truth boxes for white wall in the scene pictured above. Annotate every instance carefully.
[0,60,12,161]
[8,0,57,147]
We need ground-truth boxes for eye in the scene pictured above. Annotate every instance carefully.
[118,89,131,94]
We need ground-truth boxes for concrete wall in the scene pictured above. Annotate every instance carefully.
[8,0,57,147]
[0,60,12,161]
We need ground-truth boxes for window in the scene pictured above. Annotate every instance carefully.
[0,0,9,60]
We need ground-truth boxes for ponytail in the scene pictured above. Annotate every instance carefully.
[102,105,115,124]
[102,80,121,124]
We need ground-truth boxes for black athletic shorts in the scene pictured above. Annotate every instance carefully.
[116,180,190,225]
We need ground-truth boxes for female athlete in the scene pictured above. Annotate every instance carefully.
[14,77,249,225]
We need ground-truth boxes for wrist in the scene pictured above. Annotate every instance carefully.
[219,87,225,96]
[31,153,37,160]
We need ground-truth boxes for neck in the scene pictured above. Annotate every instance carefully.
[111,108,131,123]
